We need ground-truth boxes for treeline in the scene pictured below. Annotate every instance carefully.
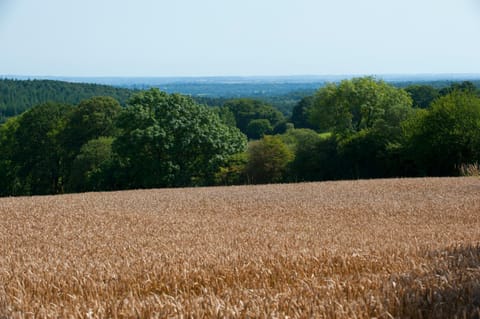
[224,78,480,184]
[0,79,134,122]
[0,77,479,196]
[0,90,246,196]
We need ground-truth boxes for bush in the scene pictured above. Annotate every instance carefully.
[246,135,293,184]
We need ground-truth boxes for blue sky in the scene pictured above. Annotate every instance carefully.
[0,0,479,77]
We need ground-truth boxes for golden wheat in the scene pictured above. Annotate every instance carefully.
[1,177,480,318]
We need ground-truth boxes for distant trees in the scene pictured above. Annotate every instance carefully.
[439,81,477,96]
[290,96,315,129]
[0,79,132,122]
[404,85,439,109]
[222,98,285,139]
[246,119,273,139]
[1,78,480,196]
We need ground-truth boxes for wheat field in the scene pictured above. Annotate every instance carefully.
[1,177,480,318]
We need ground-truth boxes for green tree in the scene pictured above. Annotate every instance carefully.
[307,77,414,180]
[405,85,439,108]
[223,98,284,136]
[290,136,343,182]
[214,106,237,127]
[272,121,294,135]
[246,119,273,139]
[61,96,122,155]
[439,81,478,97]
[0,117,21,195]
[66,137,114,192]
[13,102,73,195]
[113,89,247,188]
[214,152,248,185]
[290,96,316,129]
[61,96,122,187]
[403,91,480,176]
[309,77,413,135]
[279,128,322,153]
[246,135,293,184]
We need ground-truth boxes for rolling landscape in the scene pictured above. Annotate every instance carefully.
[2,0,480,318]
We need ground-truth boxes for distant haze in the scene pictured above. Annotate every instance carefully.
[0,0,479,77]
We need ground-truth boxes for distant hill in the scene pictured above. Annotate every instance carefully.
[0,79,134,122]
[1,75,479,122]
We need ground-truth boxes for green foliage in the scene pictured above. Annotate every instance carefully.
[403,91,480,176]
[290,96,316,129]
[67,137,114,193]
[213,106,237,127]
[272,121,294,135]
[13,102,73,195]
[439,81,478,97]
[290,136,342,182]
[113,89,247,188]
[0,79,132,122]
[0,117,21,196]
[404,85,439,108]
[1,79,480,197]
[279,128,323,153]
[337,128,393,179]
[61,96,121,154]
[214,152,248,185]
[223,98,285,138]
[309,77,413,134]
[246,135,293,184]
[246,119,273,140]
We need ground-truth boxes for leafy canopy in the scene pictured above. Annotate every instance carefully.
[113,89,247,188]
[309,77,413,135]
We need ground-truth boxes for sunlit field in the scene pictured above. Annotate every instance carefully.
[1,178,480,318]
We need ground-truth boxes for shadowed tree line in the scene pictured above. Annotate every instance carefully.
[0,78,479,196]
[0,90,246,196]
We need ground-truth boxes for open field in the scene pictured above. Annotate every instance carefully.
[1,178,480,318]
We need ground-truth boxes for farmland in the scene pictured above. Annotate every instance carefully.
[1,177,480,318]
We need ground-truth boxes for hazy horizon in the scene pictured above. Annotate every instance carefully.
[1,0,480,77]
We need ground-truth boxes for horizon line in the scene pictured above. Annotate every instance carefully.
[2,73,480,79]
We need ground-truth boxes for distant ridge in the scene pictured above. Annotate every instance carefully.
[3,73,480,87]
[1,75,479,123]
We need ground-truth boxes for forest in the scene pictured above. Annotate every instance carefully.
[0,77,479,196]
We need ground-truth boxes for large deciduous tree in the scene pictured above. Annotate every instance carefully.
[61,96,122,155]
[404,85,439,109]
[290,96,316,129]
[403,91,480,176]
[60,96,122,189]
[309,77,413,135]
[308,77,414,179]
[13,102,73,195]
[67,137,114,192]
[113,89,247,188]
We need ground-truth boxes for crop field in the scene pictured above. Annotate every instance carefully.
[1,178,480,318]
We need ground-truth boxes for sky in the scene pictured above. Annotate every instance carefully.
[0,0,479,77]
